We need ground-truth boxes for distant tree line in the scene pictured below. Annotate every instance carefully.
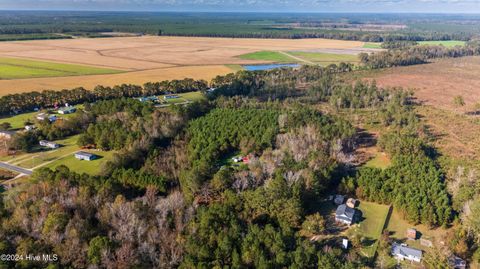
[360,41,480,69]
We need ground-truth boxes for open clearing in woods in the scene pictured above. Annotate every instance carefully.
[0,36,369,95]
[368,56,480,160]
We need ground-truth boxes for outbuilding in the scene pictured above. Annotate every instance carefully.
[74,151,98,161]
[58,106,77,115]
[39,140,60,149]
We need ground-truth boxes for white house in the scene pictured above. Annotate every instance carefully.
[391,243,422,263]
[58,106,76,115]
[39,140,60,149]
[25,125,36,131]
[75,151,98,161]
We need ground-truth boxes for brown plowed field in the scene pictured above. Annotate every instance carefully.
[0,36,365,94]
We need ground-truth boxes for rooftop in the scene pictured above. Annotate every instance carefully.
[392,243,422,259]
[75,151,95,157]
[336,204,356,222]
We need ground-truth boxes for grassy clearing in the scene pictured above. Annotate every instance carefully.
[225,64,244,72]
[158,91,205,105]
[386,208,448,252]
[364,152,391,169]
[15,135,80,169]
[289,51,359,65]
[418,40,466,47]
[238,51,296,62]
[347,201,391,257]
[363,42,382,49]
[0,105,83,130]
[0,57,121,79]
[45,149,115,175]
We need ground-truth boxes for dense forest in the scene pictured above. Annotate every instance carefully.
[360,40,480,69]
[0,11,479,41]
[1,56,480,268]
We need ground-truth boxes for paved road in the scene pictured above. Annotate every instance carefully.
[0,162,32,175]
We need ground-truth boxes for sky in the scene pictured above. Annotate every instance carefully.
[1,0,480,13]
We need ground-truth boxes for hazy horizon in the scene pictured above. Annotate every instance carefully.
[2,0,480,13]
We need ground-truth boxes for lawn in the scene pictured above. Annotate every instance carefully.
[44,149,116,175]
[363,42,382,49]
[0,105,83,130]
[0,57,121,79]
[238,51,296,62]
[418,40,466,47]
[364,152,391,169]
[158,91,205,105]
[289,51,359,65]
[15,135,81,169]
[347,201,391,257]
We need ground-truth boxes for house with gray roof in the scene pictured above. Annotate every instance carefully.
[75,151,98,161]
[335,204,358,225]
[391,243,422,263]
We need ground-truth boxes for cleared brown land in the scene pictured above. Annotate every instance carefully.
[0,36,366,94]
[372,57,480,112]
[0,65,233,95]
[0,36,364,70]
[369,56,480,159]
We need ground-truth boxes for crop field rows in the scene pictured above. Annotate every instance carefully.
[0,36,371,95]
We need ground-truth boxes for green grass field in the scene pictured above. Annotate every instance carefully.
[45,149,116,175]
[0,105,83,130]
[15,135,80,169]
[418,40,466,47]
[158,91,205,105]
[289,51,359,65]
[238,51,296,62]
[347,201,391,257]
[363,42,382,49]
[0,57,121,79]
[225,64,244,72]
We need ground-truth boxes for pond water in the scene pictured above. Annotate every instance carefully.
[243,63,300,71]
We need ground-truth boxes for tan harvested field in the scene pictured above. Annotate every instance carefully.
[0,36,364,70]
[371,57,480,112]
[0,36,366,94]
[0,65,232,95]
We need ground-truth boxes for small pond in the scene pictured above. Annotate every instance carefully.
[243,63,300,71]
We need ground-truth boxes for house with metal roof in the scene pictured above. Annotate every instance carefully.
[39,140,60,149]
[58,106,77,115]
[335,204,358,225]
[391,243,422,263]
[74,151,98,161]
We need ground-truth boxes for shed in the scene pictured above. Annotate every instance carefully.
[74,151,98,161]
[346,198,358,208]
[406,228,418,240]
[164,95,179,100]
